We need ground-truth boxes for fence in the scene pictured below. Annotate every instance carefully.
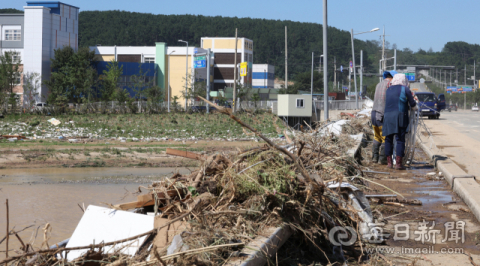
[313,100,367,111]
[2,99,369,115]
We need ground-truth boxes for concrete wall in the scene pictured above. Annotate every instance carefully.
[277,94,312,117]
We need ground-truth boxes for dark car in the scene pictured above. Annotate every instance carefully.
[415,92,446,119]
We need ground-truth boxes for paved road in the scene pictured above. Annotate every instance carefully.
[420,110,480,177]
[434,110,480,142]
[410,82,429,93]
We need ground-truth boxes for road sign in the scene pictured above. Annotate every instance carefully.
[405,73,415,81]
[342,86,348,91]
[194,48,198,54]
[240,62,248,77]
[462,86,472,92]
[349,61,353,68]
[194,55,206,69]
[446,86,457,93]
[340,65,343,72]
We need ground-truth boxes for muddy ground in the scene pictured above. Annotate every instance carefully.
[360,146,480,265]
[0,139,262,169]
[2,139,480,265]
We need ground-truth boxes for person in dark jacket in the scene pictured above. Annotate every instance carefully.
[371,70,397,164]
[382,74,417,170]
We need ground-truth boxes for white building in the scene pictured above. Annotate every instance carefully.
[0,1,79,101]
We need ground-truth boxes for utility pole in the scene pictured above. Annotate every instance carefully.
[319,54,322,73]
[323,0,328,120]
[311,52,314,96]
[348,66,351,98]
[334,57,337,91]
[465,64,467,85]
[233,28,238,113]
[456,68,458,85]
[394,49,397,70]
[285,26,288,89]
[351,29,358,109]
[382,27,385,72]
[360,50,363,99]
[206,48,211,113]
[475,60,476,89]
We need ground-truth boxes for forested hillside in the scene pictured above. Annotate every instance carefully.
[3,8,480,87]
[0,8,23,13]
[78,11,379,80]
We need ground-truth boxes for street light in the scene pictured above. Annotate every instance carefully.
[178,40,188,110]
[351,27,379,109]
[167,50,176,113]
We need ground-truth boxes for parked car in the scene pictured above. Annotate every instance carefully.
[415,92,446,119]
[33,102,48,110]
[473,105,479,112]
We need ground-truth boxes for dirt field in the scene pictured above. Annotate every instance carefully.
[0,139,264,169]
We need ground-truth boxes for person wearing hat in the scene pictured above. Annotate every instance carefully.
[371,70,397,164]
[382,73,417,170]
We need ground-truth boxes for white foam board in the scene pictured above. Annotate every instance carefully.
[65,205,154,261]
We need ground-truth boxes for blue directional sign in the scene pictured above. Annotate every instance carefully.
[405,73,415,81]
[194,55,206,69]
[340,65,343,72]
[446,86,457,93]
[342,86,348,91]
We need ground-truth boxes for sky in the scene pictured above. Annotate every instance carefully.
[4,0,479,52]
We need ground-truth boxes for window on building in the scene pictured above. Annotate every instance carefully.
[5,29,21,41]
[14,72,21,85]
[145,57,155,63]
[12,52,21,63]
[296,98,304,108]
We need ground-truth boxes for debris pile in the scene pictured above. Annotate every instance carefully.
[2,99,391,265]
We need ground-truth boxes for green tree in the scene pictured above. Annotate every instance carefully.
[0,51,21,113]
[130,64,154,112]
[251,93,260,108]
[0,51,21,94]
[101,60,123,101]
[45,46,98,105]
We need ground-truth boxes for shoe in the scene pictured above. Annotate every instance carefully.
[387,156,393,169]
[372,141,380,163]
[395,156,406,170]
[378,144,387,165]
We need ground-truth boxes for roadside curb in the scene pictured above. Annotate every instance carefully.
[418,140,480,222]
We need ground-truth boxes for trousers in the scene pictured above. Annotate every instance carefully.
[371,110,385,143]
[385,127,407,157]
[372,125,385,143]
